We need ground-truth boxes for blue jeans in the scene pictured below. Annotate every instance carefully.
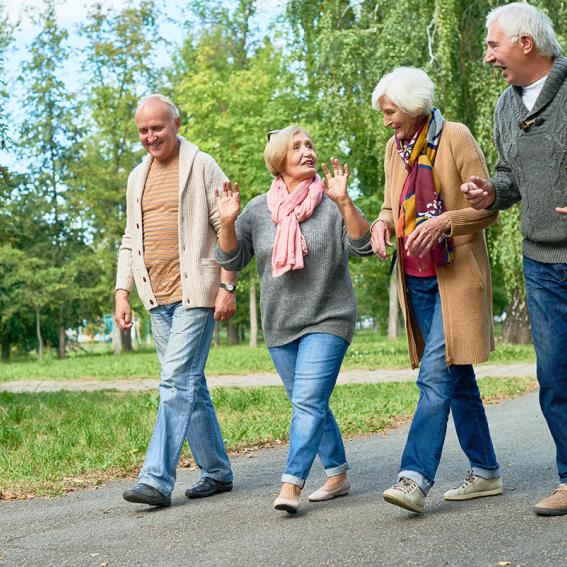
[524,257,567,483]
[268,333,350,488]
[138,303,233,495]
[399,276,500,494]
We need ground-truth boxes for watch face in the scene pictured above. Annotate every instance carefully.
[222,283,236,291]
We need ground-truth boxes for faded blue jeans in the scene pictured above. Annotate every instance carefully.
[269,333,350,488]
[524,256,567,483]
[138,302,233,495]
[399,275,500,494]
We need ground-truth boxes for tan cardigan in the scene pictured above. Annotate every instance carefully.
[116,137,227,311]
[377,122,498,368]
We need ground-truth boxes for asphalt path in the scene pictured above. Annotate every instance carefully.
[0,363,536,392]
[2,390,565,567]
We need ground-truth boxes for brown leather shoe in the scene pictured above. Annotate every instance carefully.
[533,484,567,516]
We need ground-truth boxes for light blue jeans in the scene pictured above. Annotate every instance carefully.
[399,276,500,494]
[269,333,350,488]
[138,302,233,495]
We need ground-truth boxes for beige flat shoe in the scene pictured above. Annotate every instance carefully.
[273,495,301,514]
[308,477,351,502]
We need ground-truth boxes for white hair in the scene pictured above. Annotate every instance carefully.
[371,67,434,117]
[486,2,562,58]
[136,93,180,120]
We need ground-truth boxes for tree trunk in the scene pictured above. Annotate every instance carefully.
[227,320,239,346]
[121,329,132,352]
[249,273,258,348]
[387,273,400,340]
[1,335,10,361]
[214,321,220,347]
[502,288,532,344]
[58,325,66,358]
[35,305,44,357]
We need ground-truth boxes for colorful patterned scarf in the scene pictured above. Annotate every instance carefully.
[266,174,324,277]
[396,108,453,266]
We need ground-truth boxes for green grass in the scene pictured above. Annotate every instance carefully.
[0,377,536,498]
[0,331,536,382]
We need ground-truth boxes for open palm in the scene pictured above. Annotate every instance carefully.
[321,158,350,203]
[215,180,241,223]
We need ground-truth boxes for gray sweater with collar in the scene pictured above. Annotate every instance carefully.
[490,55,567,264]
[215,194,373,348]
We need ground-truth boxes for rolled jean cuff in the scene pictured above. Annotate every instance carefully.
[471,465,500,480]
[281,473,305,488]
[398,469,433,495]
[325,463,349,477]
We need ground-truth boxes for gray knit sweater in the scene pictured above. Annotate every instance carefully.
[215,194,373,347]
[490,56,567,264]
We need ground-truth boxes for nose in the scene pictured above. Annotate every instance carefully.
[383,115,391,127]
[484,48,494,64]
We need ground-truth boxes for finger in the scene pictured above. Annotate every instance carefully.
[331,157,340,177]
[344,163,349,178]
[321,163,331,180]
[214,309,221,321]
[233,182,240,196]
[214,187,220,199]
[555,206,567,215]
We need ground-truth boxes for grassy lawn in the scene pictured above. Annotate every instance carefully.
[0,377,536,499]
[0,331,536,382]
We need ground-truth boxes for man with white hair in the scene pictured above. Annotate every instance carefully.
[115,94,237,507]
[461,3,567,516]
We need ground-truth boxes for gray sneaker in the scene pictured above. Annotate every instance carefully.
[383,477,425,513]
[444,474,503,501]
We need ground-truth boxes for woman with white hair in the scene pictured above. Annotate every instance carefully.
[371,67,502,514]
[214,125,372,514]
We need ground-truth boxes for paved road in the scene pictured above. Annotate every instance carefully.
[2,391,564,567]
[0,362,536,392]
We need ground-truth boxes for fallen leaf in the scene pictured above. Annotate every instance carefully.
[497,562,511,566]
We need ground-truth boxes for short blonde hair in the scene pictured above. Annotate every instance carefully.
[264,125,312,176]
[371,67,434,117]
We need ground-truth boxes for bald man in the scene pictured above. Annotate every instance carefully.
[116,94,236,507]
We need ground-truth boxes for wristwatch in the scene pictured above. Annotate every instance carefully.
[220,282,236,292]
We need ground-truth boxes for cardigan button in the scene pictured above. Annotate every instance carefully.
[149,299,154,305]
[143,277,147,282]
[136,223,140,229]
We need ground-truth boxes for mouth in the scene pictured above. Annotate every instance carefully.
[301,160,315,167]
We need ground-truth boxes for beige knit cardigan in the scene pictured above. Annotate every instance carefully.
[116,137,227,311]
[377,122,498,368]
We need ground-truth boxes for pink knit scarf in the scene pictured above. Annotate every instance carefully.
[266,175,324,277]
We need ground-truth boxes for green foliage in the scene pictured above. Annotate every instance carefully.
[0,330,535,382]
[0,377,535,497]
[0,4,12,149]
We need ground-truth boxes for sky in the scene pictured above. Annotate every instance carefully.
[1,0,284,168]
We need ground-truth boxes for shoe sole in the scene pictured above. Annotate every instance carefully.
[383,492,424,513]
[274,502,299,514]
[444,488,503,501]
[185,485,233,499]
[308,491,350,502]
[123,494,171,507]
[533,507,567,516]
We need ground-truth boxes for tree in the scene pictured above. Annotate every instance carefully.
[0,3,12,149]
[77,0,162,352]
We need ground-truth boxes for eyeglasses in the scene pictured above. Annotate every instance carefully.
[267,129,280,141]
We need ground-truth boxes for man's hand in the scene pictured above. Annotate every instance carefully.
[405,214,451,257]
[115,290,133,331]
[371,220,393,259]
[460,176,496,210]
[214,288,237,321]
[556,206,567,215]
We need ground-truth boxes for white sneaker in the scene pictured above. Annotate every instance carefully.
[383,477,425,513]
[444,474,503,501]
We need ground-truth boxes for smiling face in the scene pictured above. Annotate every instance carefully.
[484,21,531,86]
[379,95,424,141]
[135,99,180,163]
[281,132,317,183]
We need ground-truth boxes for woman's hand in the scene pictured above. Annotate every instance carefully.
[321,158,350,205]
[214,180,241,224]
[371,220,393,259]
[405,213,451,257]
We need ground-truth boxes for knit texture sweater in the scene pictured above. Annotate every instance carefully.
[490,56,567,264]
[215,194,373,348]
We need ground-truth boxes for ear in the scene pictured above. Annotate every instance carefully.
[519,34,535,55]
[174,116,181,131]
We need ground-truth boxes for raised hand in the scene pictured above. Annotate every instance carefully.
[371,220,393,259]
[321,158,350,204]
[214,180,241,224]
[460,176,496,210]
